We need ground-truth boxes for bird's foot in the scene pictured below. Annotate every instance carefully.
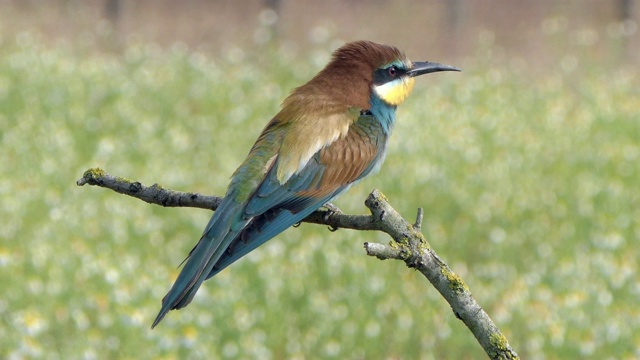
[322,203,342,232]
[322,202,342,215]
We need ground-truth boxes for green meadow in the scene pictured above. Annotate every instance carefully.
[1,34,638,359]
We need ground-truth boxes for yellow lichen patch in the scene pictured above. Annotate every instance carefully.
[441,267,469,293]
[411,229,430,252]
[84,167,105,179]
[490,332,508,350]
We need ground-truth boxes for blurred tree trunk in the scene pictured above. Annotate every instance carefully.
[103,0,122,50]
[617,0,632,20]
[105,0,121,24]
[616,0,635,63]
[444,0,466,58]
[265,0,281,13]
[263,0,281,42]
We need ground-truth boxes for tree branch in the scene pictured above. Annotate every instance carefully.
[77,167,519,359]
[362,190,518,359]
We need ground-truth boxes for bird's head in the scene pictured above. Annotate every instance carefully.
[372,54,461,107]
[296,41,460,110]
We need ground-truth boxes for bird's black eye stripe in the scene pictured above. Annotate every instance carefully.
[373,65,406,85]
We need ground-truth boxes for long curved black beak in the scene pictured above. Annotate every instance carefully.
[407,61,461,77]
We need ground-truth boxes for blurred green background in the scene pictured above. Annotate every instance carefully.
[1,1,639,359]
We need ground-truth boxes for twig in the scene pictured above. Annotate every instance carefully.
[77,167,519,359]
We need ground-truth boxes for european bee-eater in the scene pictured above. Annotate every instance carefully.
[152,40,459,327]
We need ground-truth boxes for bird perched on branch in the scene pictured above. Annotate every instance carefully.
[152,40,459,327]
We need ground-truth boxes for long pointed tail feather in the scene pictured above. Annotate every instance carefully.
[152,189,345,328]
[151,200,244,328]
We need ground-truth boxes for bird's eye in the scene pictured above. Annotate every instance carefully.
[388,66,397,77]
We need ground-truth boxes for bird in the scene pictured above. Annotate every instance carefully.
[152,40,459,328]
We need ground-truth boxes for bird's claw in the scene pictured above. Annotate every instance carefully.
[322,202,342,214]
[322,203,342,222]
[322,203,342,232]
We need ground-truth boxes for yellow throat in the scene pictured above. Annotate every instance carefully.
[373,76,416,106]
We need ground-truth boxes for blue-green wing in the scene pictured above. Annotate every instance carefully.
[205,114,387,278]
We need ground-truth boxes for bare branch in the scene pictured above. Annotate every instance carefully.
[77,168,519,359]
[362,190,519,359]
[76,168,222,210]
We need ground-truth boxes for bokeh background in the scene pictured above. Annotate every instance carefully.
[1,0,639,359]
